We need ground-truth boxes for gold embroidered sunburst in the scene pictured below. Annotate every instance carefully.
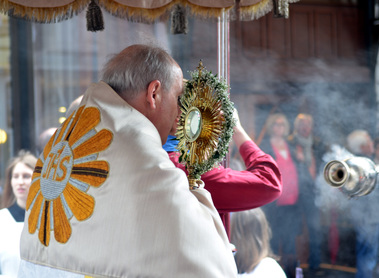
[176,61,235,189]
[26,106,113,246]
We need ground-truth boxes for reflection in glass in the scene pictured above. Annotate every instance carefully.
[184,108,202,142]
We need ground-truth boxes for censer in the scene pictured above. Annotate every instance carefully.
[324,156,378,198]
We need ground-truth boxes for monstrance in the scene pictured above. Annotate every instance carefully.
[176,61,235,189]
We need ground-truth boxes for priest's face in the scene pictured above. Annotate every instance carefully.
[158,64,183,144]
[169,115,181,136]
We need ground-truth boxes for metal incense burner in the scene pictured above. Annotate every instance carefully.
[323,156,379,198]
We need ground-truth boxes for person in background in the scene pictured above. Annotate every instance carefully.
[163,108,283,236]
[287,113,324,275]
[18,44,238,278]
[231,207,287,278]
[346,129,379,278]
[36,127,57,156]
[65,95,83,118]
[0,150,37,278]
[259,113,302,278]
[372,137,379,165]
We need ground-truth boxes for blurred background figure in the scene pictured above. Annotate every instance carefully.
[0,150,37,277]
[288,113,324,275]
[36,127,57,156]
[260,113,301,278]
[372,137,379,165]
[346,130,374,158]
[35,94,83,157]
[65,95,83,118]
[231,207,286,278]
[345,129,379,278]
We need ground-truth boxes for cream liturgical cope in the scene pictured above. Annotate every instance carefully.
[18,81,237,278]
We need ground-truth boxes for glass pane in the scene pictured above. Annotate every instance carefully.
[1,2,376,276]
[32,13,218,144]
[0,14,11,193]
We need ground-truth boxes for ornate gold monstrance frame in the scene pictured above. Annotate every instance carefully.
[176,61,235,189]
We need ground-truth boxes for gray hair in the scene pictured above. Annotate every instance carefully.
[346,129,369,155]
[101,44,176,100]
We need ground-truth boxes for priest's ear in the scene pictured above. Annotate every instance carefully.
[146,80,162,110]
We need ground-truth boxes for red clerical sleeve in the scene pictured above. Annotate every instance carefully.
[200,140,282,212]
[168,141,282,236]
[168,140,282,235]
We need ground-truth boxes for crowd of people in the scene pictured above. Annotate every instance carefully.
[0,43,378,278]
[257,112,326,278]
[256,112,379,278]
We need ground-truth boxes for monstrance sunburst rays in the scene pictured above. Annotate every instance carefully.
[176,61,235,189]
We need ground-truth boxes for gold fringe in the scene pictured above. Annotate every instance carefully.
[183,1,234,20]
[0,0,295,24]
[0,0,89,23]
[99,0,234,22]
[239,0,273,21]
[98,0,177,23]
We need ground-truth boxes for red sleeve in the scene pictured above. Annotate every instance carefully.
[168,140,282,213]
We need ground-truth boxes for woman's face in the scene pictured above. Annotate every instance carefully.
[297,119,313,138]
[272,117,287,137]
[11,162,34,207]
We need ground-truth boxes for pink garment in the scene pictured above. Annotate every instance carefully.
[272,143,299,206]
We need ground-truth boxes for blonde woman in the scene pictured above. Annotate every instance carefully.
[231,208,286,278]
[0,150,37,277]
[259,113,301,278]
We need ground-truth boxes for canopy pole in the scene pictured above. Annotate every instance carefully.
[217,9,229,86]
[217,10,230,168]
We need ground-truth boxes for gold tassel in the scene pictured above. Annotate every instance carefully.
[170,4,188,34]
[239,0,272,21]
[86,0,104,32]
[273,0,289,18]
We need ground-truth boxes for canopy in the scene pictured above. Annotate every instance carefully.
[0,0,299,25]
